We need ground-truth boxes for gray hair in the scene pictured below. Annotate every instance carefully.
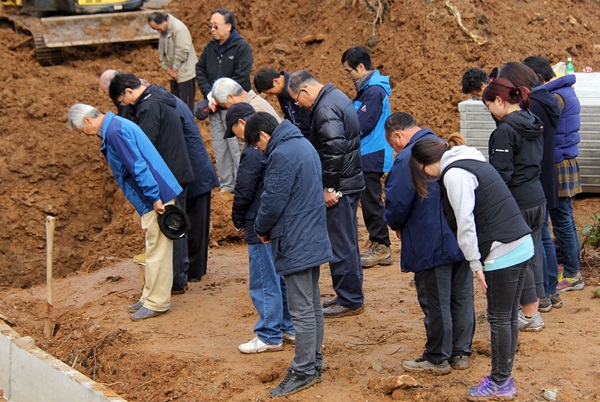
[67,104,101,130]
[99,69,118,92]
[211,77,243,104]
[288,70,320,94]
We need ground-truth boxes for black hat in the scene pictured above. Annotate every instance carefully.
[224,103,256,139]
[158,204,191,240]
[193,99,210,120]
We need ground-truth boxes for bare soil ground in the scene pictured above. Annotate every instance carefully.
[1,0,600,400]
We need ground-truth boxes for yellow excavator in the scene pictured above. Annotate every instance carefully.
[1,0,169,65]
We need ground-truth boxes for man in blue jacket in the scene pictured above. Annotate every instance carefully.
[109,73,194,294]
[342,46,393,268]
[244,113,332,397]
[228,103,295,355]
[384,112,473,374]
[67,104,181,321]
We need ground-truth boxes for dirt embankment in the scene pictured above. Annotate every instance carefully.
[0,1,600,400]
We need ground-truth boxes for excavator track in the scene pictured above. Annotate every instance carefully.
[1,13,62,65]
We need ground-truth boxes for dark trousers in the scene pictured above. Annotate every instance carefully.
[519,203,546,304]
[172,188,189,290]
[485,261,528,385]
[326,193,364,309]
[170,79,196,112]
[414,260,475,364]
[285,266,323,375]
[187,191,211,278]
[360,172,390,246]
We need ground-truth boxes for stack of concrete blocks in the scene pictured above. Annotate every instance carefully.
[459,72,600,193]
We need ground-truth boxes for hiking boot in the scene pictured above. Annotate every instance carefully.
[467,376,516,400]
[127,300,143,313]
[449,354,469,370]
[238,336,283,354]
[549,292,563,308]
[518,310,545,332]
[269,368,317,397]
[556,272,585,292]
[402,357,452,375]
[361,242,393,268]
[130,307,169,321]
[132,253,146,266]
[322,303,364,318]
[538,296,552,312]
[282,332,296,344]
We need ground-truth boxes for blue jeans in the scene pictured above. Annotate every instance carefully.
[248,243,294,344]
[549,197,580,276]
[541,210,559,295]
[485,260,528,385]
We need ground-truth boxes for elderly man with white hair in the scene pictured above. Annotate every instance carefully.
[67,103,181,321]
[209,78,282,189]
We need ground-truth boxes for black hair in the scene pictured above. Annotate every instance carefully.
[212,8,236,31]
[253,68,280,93]
[498,61,540,89]
[147,12,167,25]
[341,46,372,71]
[523,56,555,84]
[108,73,142,102]
[461,68,490,94]
[244,112,279,146]
[288,70,318,94]
[384,112,418,140]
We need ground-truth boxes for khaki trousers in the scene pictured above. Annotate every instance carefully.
[140,200,174,311]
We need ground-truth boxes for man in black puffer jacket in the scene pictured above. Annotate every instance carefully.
[289,70,365,318]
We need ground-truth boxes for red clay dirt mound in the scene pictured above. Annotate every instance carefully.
[1,0,600,400]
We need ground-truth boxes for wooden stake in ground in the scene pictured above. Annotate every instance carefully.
[43,216,56,338]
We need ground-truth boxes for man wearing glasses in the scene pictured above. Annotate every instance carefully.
[196,8,253,193]
[288,70,365,318]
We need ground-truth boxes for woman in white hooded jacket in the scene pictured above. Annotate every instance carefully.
[409,134,533,401]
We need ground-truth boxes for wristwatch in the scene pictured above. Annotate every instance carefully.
[326,188,343,199]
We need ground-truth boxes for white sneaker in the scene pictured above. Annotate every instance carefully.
[238,336,283,354]
[283,332,296,343]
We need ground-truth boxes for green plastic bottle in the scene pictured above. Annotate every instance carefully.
[566,57,575,74]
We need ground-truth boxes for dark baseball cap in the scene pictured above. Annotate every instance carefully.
[224,103,256,139]
[193,99,210,120]
[157,204,191,240]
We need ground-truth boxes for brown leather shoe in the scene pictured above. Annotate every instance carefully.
[322,303,364,318]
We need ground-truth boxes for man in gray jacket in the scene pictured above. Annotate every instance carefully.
[148,12,197,111]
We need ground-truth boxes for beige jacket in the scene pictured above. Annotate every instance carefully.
[158,14,197,83]
[243,90,282,123]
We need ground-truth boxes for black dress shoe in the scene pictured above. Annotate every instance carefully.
[171,285,189,295]
[188,276,202,282]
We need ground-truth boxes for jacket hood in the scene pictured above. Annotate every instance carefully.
[356,70,391,96]
[546,74,576,92]
[213,30,243,51]
[136,84,177,108]
[531,86,561,127]
[264,120,303,156]
[440,145,486,172]
[501,110,543,141]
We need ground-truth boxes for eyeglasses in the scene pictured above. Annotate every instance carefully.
[344,67,355,74]
[483,101,491,112]
[207,23,226,30]
[294,88,306,106]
